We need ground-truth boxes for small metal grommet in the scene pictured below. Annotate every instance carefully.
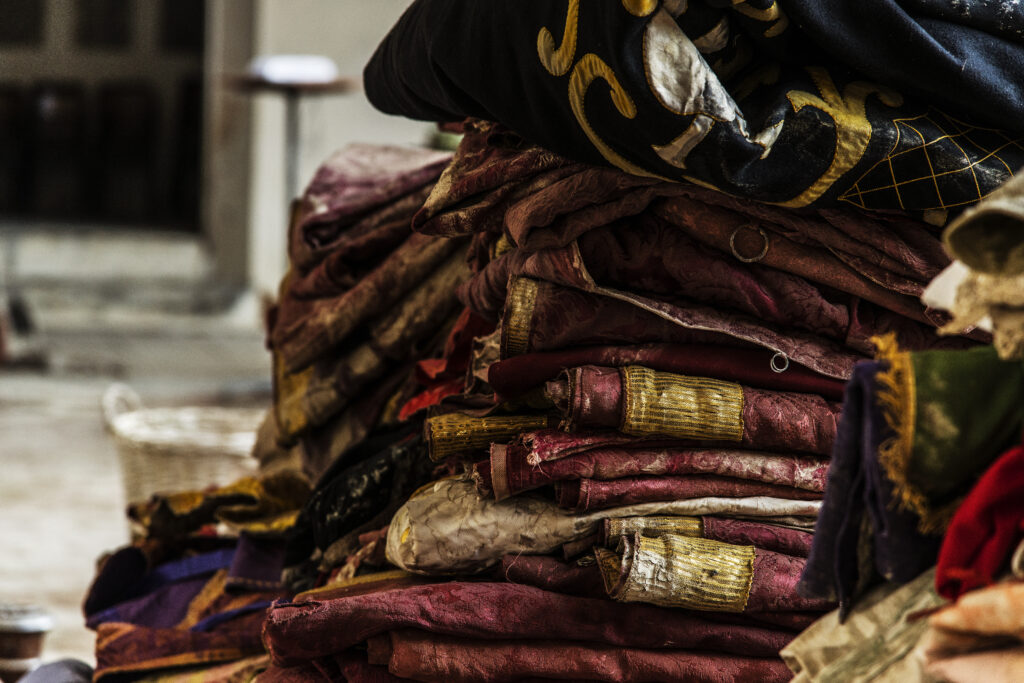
[730,225,770,263]
[770,352,789,373]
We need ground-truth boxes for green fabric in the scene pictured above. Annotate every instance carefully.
[905,345,1024,506]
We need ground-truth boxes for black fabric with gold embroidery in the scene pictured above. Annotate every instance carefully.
[364,0,1024,213]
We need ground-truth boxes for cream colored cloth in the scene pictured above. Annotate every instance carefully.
[781,568,942,682]
[386,477,819,575]
[915,581,1024,683]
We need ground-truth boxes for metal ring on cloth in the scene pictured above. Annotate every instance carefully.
[770,352,789,374]
[729,225,770,263]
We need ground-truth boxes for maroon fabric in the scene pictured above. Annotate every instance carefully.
[555,476,821,512]
[548,366,840,455]
[499,554,607,599]
[505,429,711,467]
[289,145,449,272]
[384,629,793,683]
[748,548,830,613]
[936,444,1024,600]
[263,582,797,666]
[477,444,827,501]
[488,344,846,402]
[273,232,464,371]
[700,518,814,558]
[334,651,407,683]
[503,278,863,380]
[412,121,579,239]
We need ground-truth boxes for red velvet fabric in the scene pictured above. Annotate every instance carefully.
[936,444,1024,600]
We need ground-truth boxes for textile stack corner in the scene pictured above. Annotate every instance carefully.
[69,2,1024,682]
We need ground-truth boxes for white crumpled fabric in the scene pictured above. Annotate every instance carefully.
[386,477,819,575]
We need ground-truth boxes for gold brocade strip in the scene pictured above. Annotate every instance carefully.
[621,366,745,441]
[502,277,539,357]
[616,533,755,612]
[604,515,703,545]
[425,413,557,461]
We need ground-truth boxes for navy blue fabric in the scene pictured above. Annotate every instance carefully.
[782,0,1024,132]
[364,0,1024,212]
[798,361,940,617]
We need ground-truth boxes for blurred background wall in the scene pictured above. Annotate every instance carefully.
[0,0,432,309]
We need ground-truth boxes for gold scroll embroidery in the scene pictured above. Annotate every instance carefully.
[426,412,558,461]
[615,533,755,612]
[621,366,744,441]
[538,0,580,77]
[568,53,661,178]
[780,67,903,208]
[502,276,539,357]
[623,0,658,17]
[731,0,789,38]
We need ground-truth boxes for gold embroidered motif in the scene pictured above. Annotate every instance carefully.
[780,68,902,208]
[594,547,625,594]
[569,53,662,178]
[614,533,756,612]
[623,0,658,17]
[730,0,789,38]
[537,0,580,77]
[621,366,744,441]
[502,277,539,357]
[426,412,558,461]
[605,515,703,544]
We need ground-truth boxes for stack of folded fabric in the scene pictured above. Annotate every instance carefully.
[82,471,309,681]
[259,70,986,683]
[82,2,1024,680]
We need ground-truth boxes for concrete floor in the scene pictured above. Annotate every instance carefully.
[0,317,271,665]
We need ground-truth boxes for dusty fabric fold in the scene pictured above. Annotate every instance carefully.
[548,365,840,455]
[477,443,827,502]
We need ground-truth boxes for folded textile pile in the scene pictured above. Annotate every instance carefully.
[259,127,975,683]
[82,471,309,681]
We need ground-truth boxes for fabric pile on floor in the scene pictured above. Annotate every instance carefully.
[74,2,1024,681]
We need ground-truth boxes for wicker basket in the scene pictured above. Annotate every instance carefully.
[102,383,264,505]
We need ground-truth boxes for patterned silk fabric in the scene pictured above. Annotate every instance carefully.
[365,0,1024,213]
